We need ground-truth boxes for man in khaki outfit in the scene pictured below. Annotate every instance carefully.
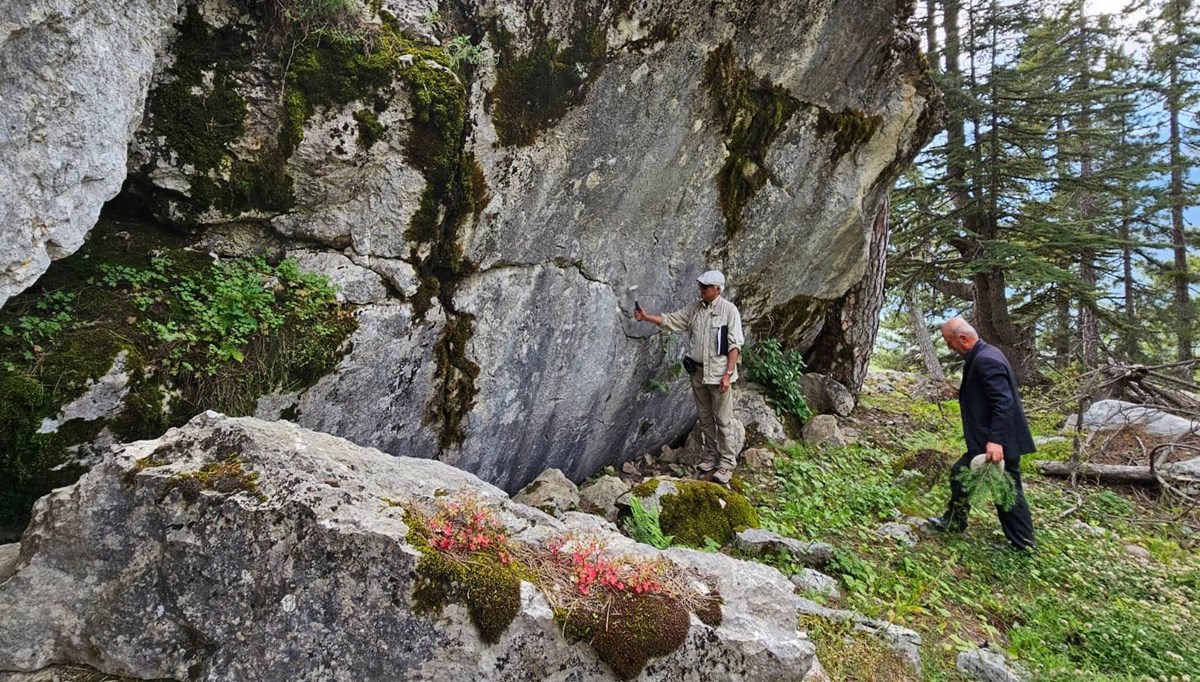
[634,270,745,484]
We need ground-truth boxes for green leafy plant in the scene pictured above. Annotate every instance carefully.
[744,338,812,425]
[955,460,1018,512]
[443,35,495,67]
[624,497,674,549]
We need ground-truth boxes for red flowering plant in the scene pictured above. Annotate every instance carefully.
[406,495,523,644]
[420,496,513,564]
[513,533,723,680]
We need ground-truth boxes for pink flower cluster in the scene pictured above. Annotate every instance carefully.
[548,537,665,597]
[424,498,511,564]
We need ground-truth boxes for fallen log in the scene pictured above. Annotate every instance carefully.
[1034,461,1158,485]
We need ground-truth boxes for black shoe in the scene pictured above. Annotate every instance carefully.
[928,516,965,533]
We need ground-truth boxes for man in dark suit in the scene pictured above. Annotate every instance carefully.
[929,317,1037,550]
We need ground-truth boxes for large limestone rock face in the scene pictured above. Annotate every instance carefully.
[0,0,184,308]
[0,414,816,680]
[2,0,938,494]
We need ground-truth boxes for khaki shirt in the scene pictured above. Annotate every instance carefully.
[660,296,745,385]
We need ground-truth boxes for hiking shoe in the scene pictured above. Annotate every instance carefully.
[927,516,965,533]
[712,468,733,485]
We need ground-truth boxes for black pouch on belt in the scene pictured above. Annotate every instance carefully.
[682,356,701,375]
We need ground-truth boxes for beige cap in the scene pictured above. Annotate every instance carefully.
[697,270,726,287]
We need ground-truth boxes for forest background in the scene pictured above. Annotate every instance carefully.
[877,0,1199,382]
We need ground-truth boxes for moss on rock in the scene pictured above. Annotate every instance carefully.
[0,220,355,537]
[815,107,882,163]
[143,6,295,222]
[426,315,481,451]
[406,510,524,644]
[164,455,266,503]
[703,42,801,237]
[490,10,609,147]
[642,479,760,548]
[562,592,691,680]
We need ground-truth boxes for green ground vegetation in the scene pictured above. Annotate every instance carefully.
[0,220,356,539]
[741,388,1200,680]
[744,338,813,428]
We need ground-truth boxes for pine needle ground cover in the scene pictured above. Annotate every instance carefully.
[742,389,1200,681]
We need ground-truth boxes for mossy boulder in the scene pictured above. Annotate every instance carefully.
[629,478,760,548]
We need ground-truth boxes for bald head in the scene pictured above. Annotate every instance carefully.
[941,316,980,356]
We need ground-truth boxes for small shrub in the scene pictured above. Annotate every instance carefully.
[744,338,812,425]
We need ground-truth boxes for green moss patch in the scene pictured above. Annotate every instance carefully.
[0,220,355,537]
[405,507,524,644]
[142,6,294,223]
[490,11,609,147]
[652,480,761,547]
[815,107,882,163]
[164,455,266,503]
[703,42,801,237]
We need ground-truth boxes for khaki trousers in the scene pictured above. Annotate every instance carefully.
[691,371,737,469]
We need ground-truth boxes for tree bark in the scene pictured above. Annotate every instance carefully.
[1034,461,1158,484]
[1166,0,1193,367]
[907,295,946,382]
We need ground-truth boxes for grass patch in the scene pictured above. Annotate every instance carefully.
[745,387,1200,679]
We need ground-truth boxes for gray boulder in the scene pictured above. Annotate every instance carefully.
[956,646,1027,682]
[790,568,841,600]
[0,413,817,681]
[876,522,918,548]
[1081,400,1200,437]
[578,475,632,522]
[0,0,183,307]
[512,468,580,517]
[735,528,834,568]
[736,383,789,444]
[802,415,848,449]
[799,374,856,417]
[4,0,939,497]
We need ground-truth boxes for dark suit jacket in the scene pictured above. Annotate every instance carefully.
[960,341,1036,459]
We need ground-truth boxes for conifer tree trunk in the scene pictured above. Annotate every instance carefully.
[1166,3,1193,365]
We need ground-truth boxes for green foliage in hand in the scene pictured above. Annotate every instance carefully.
[955,460,1018,512]
[624,497,673,549]
[744,338,812,425]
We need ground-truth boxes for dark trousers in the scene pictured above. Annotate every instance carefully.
[943,452,1037,550]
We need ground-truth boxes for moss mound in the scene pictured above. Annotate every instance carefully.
[650,480,761,548]
[563,593,691,680]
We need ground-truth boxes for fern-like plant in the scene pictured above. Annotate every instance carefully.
[625,497,673,549]
[955,460,1018,512]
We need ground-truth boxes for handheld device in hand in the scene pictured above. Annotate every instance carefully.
[634,299,642,313]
